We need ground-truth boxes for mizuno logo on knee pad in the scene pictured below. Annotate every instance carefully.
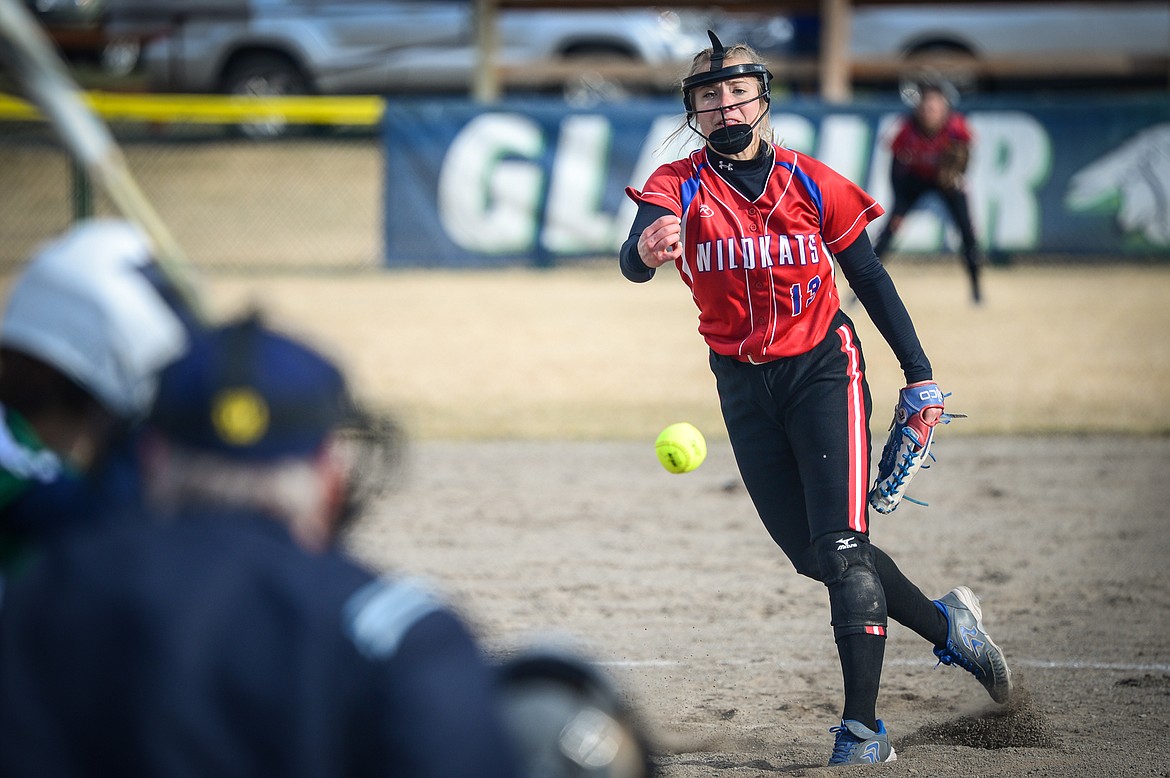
[836,536,859,551]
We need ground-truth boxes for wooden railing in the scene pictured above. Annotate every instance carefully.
[493,52,1169,95]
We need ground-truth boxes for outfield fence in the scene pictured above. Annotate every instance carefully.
[3,90,1169,272]
[0,92,386,272]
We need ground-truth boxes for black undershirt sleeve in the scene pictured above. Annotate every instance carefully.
[835,231,933,384]
[619,203,673,283]
[621,144,768,284]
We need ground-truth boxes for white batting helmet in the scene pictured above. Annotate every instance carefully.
[1,219,190,420]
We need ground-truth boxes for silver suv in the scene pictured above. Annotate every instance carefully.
[107,0,707,101]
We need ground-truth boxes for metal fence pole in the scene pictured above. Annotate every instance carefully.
[472,0,500,103]
[71,154,92,220]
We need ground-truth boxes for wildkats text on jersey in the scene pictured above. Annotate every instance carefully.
[692,233,822,273]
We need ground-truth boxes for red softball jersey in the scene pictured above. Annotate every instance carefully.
[626,144,884,364]
[890,112,973,180]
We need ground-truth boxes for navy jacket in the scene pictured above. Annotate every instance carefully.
[0,509,522,777]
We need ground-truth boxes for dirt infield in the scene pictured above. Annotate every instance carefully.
[203,262,1170,439]
[348,434,1170,776]
[2,259,1167,773]
[210,261,1167,775]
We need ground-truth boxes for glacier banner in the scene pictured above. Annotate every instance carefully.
[382,96,1170,267]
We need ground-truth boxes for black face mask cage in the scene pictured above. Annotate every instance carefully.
[682,30,773,113]
[332,406,405,538]
[682,30,774,155]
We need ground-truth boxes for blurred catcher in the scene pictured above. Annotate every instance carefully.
[872,74,984,303]
[0,219,192,575]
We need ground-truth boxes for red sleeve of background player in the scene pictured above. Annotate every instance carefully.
[946,113,973,145]
[888,117,909,156]
[625,160,687,216]
[798,154,886,253]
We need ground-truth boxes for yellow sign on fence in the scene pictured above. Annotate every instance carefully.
[0,91,385,126]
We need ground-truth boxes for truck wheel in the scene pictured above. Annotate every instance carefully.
[903,42,982,95]
[560,45,639,107]
[221,53,310,139]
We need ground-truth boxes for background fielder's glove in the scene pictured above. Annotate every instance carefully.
[868,381,962,514]
[937,142,969,191]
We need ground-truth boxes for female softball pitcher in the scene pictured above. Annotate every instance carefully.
[620,32,1012,766]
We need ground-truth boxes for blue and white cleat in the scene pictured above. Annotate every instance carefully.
[933,585,1013,704]
[828,719,897,765]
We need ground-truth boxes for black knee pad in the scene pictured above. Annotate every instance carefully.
[814,531,887,642]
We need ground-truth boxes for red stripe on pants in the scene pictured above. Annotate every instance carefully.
[836,325,868,534]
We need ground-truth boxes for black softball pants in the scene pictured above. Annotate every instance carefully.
[710,311,873,571]
[872,171,982,299]
[709,311,947,644]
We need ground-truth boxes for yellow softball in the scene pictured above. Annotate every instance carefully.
[654,422,707,474]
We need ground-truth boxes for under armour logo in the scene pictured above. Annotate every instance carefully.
[717,160,734,171]
[960,625,985,657]
[836,537,858,551]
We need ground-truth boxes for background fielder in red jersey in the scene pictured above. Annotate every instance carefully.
[620,32,1012,766]
[872,79,983,303]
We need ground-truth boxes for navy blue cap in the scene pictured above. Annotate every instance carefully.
[149,317,351,461]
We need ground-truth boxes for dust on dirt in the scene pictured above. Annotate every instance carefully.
[901,686,1056,750]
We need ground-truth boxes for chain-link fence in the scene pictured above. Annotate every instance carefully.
[1,119,384,272]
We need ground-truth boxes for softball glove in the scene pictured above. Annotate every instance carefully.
[869,381,963,514]
[937,142,969,191]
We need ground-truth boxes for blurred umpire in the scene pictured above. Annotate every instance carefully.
[0,316,524,777]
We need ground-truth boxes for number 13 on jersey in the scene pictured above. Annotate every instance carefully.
[790,276,822,316]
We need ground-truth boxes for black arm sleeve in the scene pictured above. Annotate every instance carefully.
[835,231,933,384]
[619,203,674,283]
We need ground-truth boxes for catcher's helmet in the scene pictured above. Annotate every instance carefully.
[1,219,189,419]
[499,648,657,778]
